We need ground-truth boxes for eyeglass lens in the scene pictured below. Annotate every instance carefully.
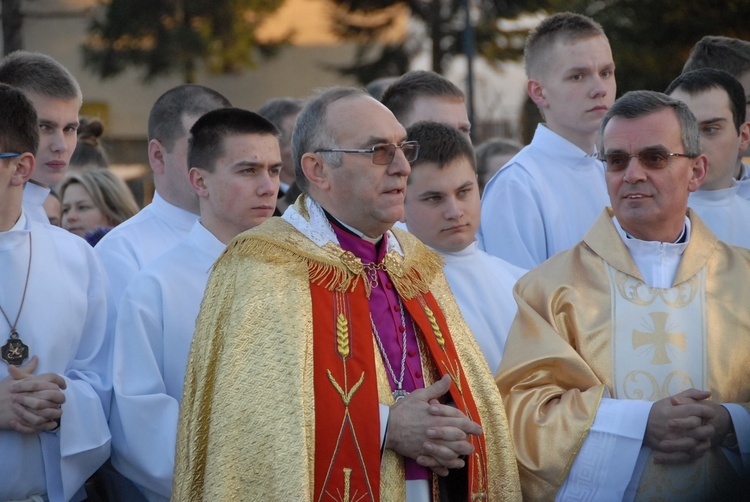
[372,143,419,165]
[605,149,671,171]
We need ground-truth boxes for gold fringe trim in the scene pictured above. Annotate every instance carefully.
[223,218,445,300]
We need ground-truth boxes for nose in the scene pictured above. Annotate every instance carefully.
[257,171,277,196]
[388,148,411,177]
[49,129,68,153]
[590,74,609,99]
[444,197,463,220]
[622,156,648,184]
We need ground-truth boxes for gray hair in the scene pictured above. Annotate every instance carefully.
[292,87,368,192]
[598,90,701,158]
[0,51,81,102]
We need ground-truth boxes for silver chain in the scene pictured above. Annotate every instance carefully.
[370,296,408,392]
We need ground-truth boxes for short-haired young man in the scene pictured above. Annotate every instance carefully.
[667,68,750,248]
[110,108,281,501]
[0,83,111,501]
[403,121,525,374]
[95,84,231,303]
[0,51,82,225]
[478,12,615,269]
[683,36,750,199]
[382,70,472,140]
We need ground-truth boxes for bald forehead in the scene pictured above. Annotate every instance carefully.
[326,95,407,144]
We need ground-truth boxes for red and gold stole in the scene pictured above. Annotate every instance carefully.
[311,280,491,501]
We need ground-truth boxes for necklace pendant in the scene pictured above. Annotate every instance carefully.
[392,389,410,401]
[1,335,29,366]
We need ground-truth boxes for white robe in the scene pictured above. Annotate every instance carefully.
[689,184,750,248]
[440,242,526,374]
[22,182,51,225]
[737,162,750,200]
[95,191,198,303]
[109,221,225,501]
[0,213,112,502]
[478,124,609,269]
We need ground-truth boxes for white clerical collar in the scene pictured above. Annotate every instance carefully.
[532,124,601,162]
[282,195,403,254]
[612,216,690,288]
[738,162,750,181]
[279,181,290,193]
[9,211,27,232]
[331,216,383,244]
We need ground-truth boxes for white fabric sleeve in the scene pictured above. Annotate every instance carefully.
[478,168,547,269]
[555,397,652,501]
[109,277,178,499]
[379,404,389,451]
[722,403,750,473]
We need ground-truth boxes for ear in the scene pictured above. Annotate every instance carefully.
[301,152,330,191]
[188,167,208,197]
[738,121,750,153]
[527,78,548,109]
[148,139,166,176]
[688,154,708,192]
[11,153,35,186]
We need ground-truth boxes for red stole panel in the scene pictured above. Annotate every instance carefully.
[402,292,491,500]
[311,281,381,502]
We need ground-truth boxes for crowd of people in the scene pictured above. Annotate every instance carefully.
[0,10,748,502]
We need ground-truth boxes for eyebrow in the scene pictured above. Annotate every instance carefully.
[233,160,284,168]
[699,117,727,125]
[39,118,79,128]
[604,145,667,154]
[361,135,407,148]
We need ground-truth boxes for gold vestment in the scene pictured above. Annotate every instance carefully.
[497,208,750,501]
[172,206,521,501]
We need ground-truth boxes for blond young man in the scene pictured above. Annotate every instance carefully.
[0,51,82,225]
[478,12,615,269]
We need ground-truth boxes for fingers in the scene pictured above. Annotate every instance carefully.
[12,391,65,415]
[10,373,67,394]
[7,355,39,379]
[417,374,452,402]
[669,388,711,405]
[424,439,474,459]
[415,456,450,477]
[12,402,60,429]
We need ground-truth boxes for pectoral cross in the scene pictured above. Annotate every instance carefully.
[632,312,686,365]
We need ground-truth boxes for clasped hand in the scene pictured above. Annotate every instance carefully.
[0,356,66,433]
[385,374,482,476]
[644,388,731,464]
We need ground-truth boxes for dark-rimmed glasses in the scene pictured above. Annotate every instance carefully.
[0,153,20,159]
[315,141,420,165]
[599,149,695,172]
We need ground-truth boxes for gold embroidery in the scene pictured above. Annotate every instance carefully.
[336,314,350,359]
[614,270,701,307]
[423,305,445,349]
[343,467,352,501]
[632,312,686,364]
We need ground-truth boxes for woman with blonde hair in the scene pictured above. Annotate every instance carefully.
[60,169,139,245]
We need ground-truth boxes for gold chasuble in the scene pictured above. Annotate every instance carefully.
[173,196,520,501]
[497,208,750,501]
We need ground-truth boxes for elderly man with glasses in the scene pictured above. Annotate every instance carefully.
[172,87,521,501]
[497,90,750,500]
